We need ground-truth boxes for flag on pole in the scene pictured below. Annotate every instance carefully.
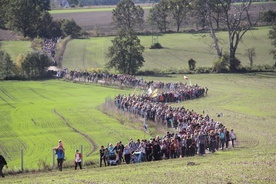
[133,86,137,95]
[183,76,188,80]
[148,87,152,95]
[150,88,158,98]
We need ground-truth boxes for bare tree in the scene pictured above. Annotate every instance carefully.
[206,0,259,72]
[244,47,256,68]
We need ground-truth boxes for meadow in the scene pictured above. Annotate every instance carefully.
[0,41,32,62]
[0,73,276,183]
[62,26,274,71]
[1,26,274,72]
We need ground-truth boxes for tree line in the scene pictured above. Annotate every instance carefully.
[107,0,276,74]
[0,0,82,80]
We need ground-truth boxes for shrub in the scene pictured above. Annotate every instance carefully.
[150,42,163,49]
[188,58,196,71]
[195,67,212,74]
[212,54,230,73]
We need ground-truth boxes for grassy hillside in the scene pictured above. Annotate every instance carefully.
[0,73,276,183]
[1,27,274,72]
[62,26,275,71]
[0,80,145,170]
[0,41,32,61]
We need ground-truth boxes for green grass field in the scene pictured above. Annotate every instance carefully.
[0,73,276,183]
[62,26,274,71]
[0,41,32,62]
[1,27,274,72]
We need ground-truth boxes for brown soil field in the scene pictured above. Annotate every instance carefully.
[0,2,275,40]
[51,3,276,34]
[51,9,150,34]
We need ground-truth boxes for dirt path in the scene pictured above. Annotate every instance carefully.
[53,109,98,156]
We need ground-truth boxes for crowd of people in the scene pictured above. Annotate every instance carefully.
[42,38,60,66]
[100,125,237,166]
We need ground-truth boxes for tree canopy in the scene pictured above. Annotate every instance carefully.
[3,0,51,38]
[106,29,145,75]
[148,0,169,33]
[112,0,144,31]
[21,52,51,79]
[268,26,276,61]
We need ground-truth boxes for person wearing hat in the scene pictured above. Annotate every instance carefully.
[0,154,8,178]
[75,149,82,170]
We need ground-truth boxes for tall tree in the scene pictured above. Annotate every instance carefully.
[169,0,190,32]
[0,51,15,79]
[6,0,51,38]
[61,19,82,38]
[148,0,170,33]
[191,0,223,29]
[268,26,276,61]
[206,0,258,72]
[112,0,144,31]
[106,29,145,75]
[21,52,51,79]
[0,0,9,28]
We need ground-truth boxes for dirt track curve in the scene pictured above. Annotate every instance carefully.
[53,109,98,156]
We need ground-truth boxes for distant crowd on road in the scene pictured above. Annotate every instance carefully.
[42,37,60,66]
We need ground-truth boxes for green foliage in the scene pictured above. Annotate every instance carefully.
[268,26,276,60]
[169,0,190,32]
[61,19,82,38]
[261,10,276,24]
[212,54,230,73]
[0,51,16,79]
[148,0,169,32]
[150,42,163,49]
[21,51,51,79]
[188,58,196,71]
[195,66,212,73]
[5,0,51,38]
[112,0,144,31]
[106,29,145,74]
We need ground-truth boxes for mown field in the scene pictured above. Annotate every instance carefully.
[0,73,276,183]
[62,26,274,71]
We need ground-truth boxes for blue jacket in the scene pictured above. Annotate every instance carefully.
[56,149,64,159]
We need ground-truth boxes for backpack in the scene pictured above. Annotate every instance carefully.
[220,132,225,139]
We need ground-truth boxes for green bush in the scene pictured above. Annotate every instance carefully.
[195,67,212,74]
[150,43,163,49]
[212,54,230,73]
[188,58,196,71]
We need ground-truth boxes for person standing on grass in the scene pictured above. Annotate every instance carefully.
[123,144,131,164]
[75,150,82,170]
[99,146,106,167]
[230,129,237,148]
[198,131,206,156]
[219,128,225,150]
[225,128,230,149]
[54,148,65,171]
[0,154,8,178]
